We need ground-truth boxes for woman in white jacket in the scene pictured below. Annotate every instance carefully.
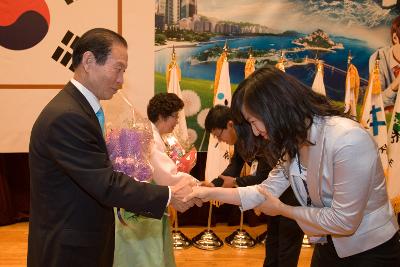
[186,66,400,266]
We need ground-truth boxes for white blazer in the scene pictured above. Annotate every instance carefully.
[238,116,398,258]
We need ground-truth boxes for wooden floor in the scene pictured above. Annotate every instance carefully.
[0,222,313,267]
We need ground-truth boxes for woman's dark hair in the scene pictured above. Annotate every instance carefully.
[147,93,184,123]
[238,65,344,166]
[234,122,264,162]
[231,87,263,162]
[72,28,127,70]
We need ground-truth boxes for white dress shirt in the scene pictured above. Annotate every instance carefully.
[70,79,101,114]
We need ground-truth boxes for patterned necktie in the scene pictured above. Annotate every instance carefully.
[95,107,105,135]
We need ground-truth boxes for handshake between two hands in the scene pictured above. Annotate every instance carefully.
[170,177,284,216]
[169,177,212,213]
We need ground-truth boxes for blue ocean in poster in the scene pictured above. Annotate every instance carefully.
[155,34,375,101]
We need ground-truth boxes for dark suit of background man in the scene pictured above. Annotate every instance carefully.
[28,28,196,267]
[205,105,304,267]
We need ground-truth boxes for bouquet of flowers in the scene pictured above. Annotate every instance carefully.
[106,127,153,182]
[163,133,197,174]
[104,92,154,224]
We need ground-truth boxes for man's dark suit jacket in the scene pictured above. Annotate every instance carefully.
[28,83,169,267]
[211,145,270,187]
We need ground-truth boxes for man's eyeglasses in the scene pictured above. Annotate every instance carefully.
[214,129,224,139]
[170,113,179,119]
[213,129,224,147]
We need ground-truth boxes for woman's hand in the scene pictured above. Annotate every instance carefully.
[183,186,213,203]
[256,187,284,216]
[200,181,215,187]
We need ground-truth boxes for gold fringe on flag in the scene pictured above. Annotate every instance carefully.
[344,64,360,117]
[316,60,324,75]
[347,64,360,102]
[245,55,255,78]
[391,196,400,214]
[211,200,221,207]
[371,63,382,95]
[166,47,181,87]
[360,58,381,122]
[213,52,227,100]
[275,51,285,72]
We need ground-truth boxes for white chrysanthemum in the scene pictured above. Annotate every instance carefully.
[187,128,198,144]
[181,90,201,117]
[196,108,210,129]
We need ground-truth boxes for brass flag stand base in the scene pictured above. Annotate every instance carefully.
[172,229,192,249]
[302,235,312,248]
[256,230,268,244]
[225,210,256,248]
[192,202,224,250]
[171,209,192,249]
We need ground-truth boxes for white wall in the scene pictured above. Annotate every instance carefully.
[0,1,154,152]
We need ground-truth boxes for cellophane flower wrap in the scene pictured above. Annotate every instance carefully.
[163,133,197,174]
[104,92,154,223]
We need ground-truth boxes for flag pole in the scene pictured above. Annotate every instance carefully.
[225,56,257,247]
[194,41,234,250]
[225,162,257,248]
[171,207,192,249]
[347,50,352,70]
[207,201,213,231]
[165,47,193,249]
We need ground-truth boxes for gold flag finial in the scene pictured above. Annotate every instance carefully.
[245,47,256,78]
[222,40,229,62]
[347,50,352,66]
[223,40,228,52]
[279,50,285,64]
[172,45,176,61]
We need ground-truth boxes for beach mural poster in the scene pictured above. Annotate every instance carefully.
[155,0,399,151]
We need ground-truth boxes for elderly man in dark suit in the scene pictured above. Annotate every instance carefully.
[28,28,197,267]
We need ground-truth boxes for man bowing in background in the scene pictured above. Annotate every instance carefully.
[28,28,196,267]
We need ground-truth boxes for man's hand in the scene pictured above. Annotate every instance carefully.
[219,175,236,188]
[256,187,284,216]
[170,178,202,212]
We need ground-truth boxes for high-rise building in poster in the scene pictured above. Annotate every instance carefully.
[180,0,197,19]
[156,0,197,27]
